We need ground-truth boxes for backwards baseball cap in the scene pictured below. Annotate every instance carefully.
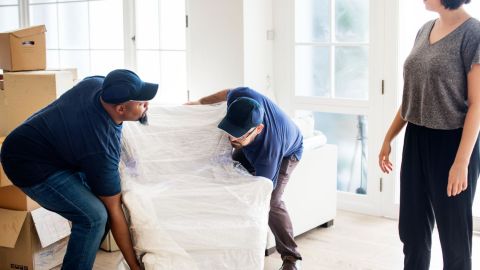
[218,97,265,138]
[101,69,158,104]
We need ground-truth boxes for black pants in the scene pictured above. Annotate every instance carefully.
[399,123,480,270]
[232,150,302,260]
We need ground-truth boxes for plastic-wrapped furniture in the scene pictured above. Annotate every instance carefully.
[119,104,272,270]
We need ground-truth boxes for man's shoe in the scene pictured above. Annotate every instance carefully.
[279,256,301,270]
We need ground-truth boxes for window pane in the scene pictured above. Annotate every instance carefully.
[58,2,89,49]
[30,3,59,49]
[90,50,124,76]
[29,0,57,3]
[159,51,187,104]
[295,0,330,42]
[59,50,90,79]
[89,0,124,49]
[136,50,161,85]
[295,46,330,97]
[335,0,369,42]
[0,6,19,32]
[335,46,368,99]
[136,51,187,104]
[136,0,160,50]
[298,111,368,194]
[46,49,60,69]
[0,1,18,5]
[159,0,185,50]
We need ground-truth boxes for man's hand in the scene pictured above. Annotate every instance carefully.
[98,194,142,270]
[184,100,201,105]
[184,89,229,105]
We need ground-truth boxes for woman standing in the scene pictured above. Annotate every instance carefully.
[379,0,480,269]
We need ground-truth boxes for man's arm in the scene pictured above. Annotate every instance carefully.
[185,89,229,105]
[98,194,141,270]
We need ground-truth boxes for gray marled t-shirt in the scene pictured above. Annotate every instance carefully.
[402,18,480,129]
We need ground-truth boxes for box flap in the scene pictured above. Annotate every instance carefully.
[31,207,71,248]
[0,208,27,248]
[8,25,46,39]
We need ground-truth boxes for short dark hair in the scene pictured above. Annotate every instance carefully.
[441,0,471,9]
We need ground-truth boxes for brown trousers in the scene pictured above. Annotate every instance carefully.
[232,150,302,260]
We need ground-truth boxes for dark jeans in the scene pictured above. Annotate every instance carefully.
[20,170,108,270]
[399,123,480,270]
[233,150,302,260]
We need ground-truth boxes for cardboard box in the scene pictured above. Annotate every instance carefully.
[0,160,12,187]
[0,207,71,270]
[0,136,13,187]
[100,230,120,252]
[0,185,40,211]
[3,69,77,133]
[0,84,6,136]
[0,25,47,71]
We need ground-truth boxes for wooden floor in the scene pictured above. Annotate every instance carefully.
[91,210,480,270]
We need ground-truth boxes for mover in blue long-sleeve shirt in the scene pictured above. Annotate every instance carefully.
[186,87,303,270]
[1,69,157,270]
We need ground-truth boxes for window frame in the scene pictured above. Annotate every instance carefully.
[3,0,187,104]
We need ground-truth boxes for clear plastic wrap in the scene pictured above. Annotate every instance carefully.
[119,104,273,270]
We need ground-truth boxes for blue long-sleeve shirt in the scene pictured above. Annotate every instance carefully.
[227,87,303,187]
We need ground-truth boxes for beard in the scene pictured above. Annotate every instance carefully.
[138,112,148,125]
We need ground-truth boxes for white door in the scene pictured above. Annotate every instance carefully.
[274,0,386,215]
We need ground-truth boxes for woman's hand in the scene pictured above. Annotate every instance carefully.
[447,162,468,197]
[379,141,393,174]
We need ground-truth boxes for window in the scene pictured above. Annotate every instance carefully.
[294,0,372,196]
[0,1,19,32]
[135,0,186,104]
[297,110,368,194]
[2,0,187,104]
[295,0,369,100]
[29,0,125,79]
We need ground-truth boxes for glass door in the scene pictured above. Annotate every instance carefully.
[291,0,385,215]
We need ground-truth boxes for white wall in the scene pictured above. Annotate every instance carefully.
[187,0,274,100]
[272,0,295,113]
[243,0,275,100]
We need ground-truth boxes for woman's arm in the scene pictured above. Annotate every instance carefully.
[448,64,480,197]
[379,106,407,174]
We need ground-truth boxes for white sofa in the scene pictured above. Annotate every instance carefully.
[266,133,338,254]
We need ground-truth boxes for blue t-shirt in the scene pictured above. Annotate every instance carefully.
[227,87,303,186]
[0,76,122,196]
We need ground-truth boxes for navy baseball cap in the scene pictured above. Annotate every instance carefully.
[101,69,158,104]
[218,97,265,138]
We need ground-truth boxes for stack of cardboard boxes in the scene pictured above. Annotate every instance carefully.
[0,25,77,270]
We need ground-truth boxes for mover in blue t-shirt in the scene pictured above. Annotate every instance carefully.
[187,87,303,270]
[0,69,157,270]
